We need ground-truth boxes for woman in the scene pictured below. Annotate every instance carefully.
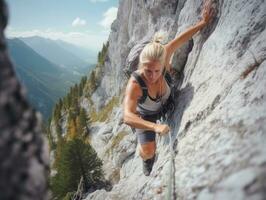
[123,2,214,176]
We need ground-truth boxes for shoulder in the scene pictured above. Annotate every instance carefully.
[125,76,142,98]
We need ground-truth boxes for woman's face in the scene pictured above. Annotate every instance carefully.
[142,60,164,84]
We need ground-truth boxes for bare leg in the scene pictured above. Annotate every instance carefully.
[139,141,156,160]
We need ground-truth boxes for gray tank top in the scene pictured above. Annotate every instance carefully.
[133,73,171,116]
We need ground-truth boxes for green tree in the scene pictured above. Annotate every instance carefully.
[58,98,63,110]
[80,76,87,88]
[79,108,87,131]
[67,119,77,140]
[78,76,87,97]
[53,103,60,123]
[75,116,82,138]
[89,70,97,93]
[51,138,103,200]
[66,93,72,108]
[76,108,88,138]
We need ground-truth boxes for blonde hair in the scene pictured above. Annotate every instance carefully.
[139,32,166,68]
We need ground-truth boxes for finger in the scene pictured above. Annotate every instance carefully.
[202,1,211,17]
[207,0,212,8]
[204,0,210,9]
[204,0,212,12]
[164,127,170,134]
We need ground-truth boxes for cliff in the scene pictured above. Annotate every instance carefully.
[84,0,266,199]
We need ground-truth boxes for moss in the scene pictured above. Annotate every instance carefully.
[90,96,119,122]
[105,131,127,156]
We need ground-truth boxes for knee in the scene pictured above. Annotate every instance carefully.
[140,146,155,158]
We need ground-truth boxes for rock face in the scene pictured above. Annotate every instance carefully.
[0,1,49,199]
[86,0,266,200]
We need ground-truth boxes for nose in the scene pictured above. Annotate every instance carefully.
[149,72,156,79]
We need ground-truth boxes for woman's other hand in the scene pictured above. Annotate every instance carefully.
[154,124,170,135]
[201,0,215,25]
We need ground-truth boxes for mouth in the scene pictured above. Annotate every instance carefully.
[149,78,157,83]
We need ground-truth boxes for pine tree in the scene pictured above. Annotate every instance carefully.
[75,116,83,137]
[79,108,87,131]
[66,93,72,108]
[87,71,97,94]
[53,103,60,123]
[78,82,83,97]
[75,108,88,138]
[53,136,66,169]
[67,119,77,140]
[51,138,103,200]
[58,98,63,110]
[80,76,87,89]
[97,51,102,64]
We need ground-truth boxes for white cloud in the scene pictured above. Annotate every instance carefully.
[5,28,108,52]
[99,7,118,29]
[90,0,109,3]
[72,17,87,27]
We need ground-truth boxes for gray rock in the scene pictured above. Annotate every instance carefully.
[80,97,92,114]
[0,1,49,199]
[98,124,113,136]
[84,189,109,200]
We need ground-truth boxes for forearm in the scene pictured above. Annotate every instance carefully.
[167,20,206,55]
[123,112,156,131]
[178,21,206,43]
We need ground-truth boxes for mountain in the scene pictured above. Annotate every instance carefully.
[7,38,81,120]
[54,39,97,64]
[20,36,95,75]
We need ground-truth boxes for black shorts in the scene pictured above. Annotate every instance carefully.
[135,114,159,144]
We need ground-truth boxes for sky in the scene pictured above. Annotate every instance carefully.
[5,0,119,52]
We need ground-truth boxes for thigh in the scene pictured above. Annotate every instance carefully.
[136,114,158,144]
[136,129,156,144]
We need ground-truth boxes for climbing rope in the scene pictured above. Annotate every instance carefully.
[158,67,177,199]
[166,129,177,200]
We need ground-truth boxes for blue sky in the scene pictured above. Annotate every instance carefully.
[5,0,119,52]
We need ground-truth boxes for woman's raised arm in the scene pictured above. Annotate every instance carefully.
[164,0,214,71]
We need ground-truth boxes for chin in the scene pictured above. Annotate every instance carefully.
[148,78,155,83]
